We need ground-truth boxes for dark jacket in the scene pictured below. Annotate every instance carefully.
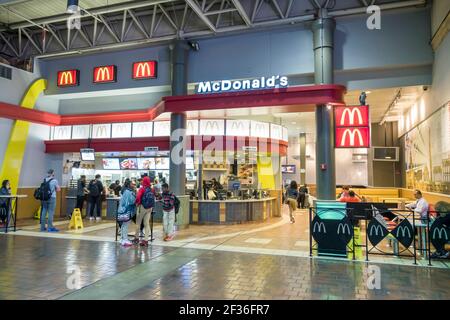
[76,179,86,197]
[0,187,11,207]
[286,187,298,199]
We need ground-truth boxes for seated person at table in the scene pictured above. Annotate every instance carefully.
[0,180,11,227]
[337,186,350,199]
[431,201,450,259]
[339,190,361,203]
[405,189,429,223]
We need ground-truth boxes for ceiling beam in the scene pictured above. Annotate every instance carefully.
[128,9,150,39]
[21,28,42,54]
[186,0,217,32]
[230,0,252,26]
[0,32,19,56]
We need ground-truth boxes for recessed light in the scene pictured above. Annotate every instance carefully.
[291,122,297,125]
[366,91,371,94]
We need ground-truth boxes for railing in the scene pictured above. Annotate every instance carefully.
[309,204,449,266]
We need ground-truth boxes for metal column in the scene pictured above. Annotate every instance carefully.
[312,9,336,200]
[169,40,189,196]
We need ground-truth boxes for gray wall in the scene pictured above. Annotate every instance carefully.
[369,122,402,188]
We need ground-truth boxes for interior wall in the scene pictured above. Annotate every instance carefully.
[370,122,402,187]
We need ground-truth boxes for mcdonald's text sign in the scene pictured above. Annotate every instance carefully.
[334,105,370,148]
[93,65,116,83]
[132,61,157,80]
[57,69,79,87]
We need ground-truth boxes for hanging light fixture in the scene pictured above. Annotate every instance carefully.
[67,0,79,14]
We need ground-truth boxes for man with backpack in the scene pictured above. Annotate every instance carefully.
[38,169,61,232]
[88,174,105,221]
[134,176,154,246]
[161,183,180,241]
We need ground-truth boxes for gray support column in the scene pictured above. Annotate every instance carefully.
[311,9,336,200]
[169,40,190,196]
[299,133,306,185]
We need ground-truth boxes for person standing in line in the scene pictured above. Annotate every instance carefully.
[285,180,298,223]
[134,176,155,247]
[75,175,88,215]
[297,184,309,209]
[40,169,61,232]
[118,180,137,247]
[161,183,177,241]
[0,180,11,227]
[88,174,105,222]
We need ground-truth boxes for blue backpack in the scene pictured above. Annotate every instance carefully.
[141,187,155,209]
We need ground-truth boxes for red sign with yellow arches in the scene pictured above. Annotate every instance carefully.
[334,106,370,148]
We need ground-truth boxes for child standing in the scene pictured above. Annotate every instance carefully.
[161,183,177,241]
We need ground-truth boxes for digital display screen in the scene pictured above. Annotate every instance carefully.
[281,165,296,174]
[80,149,95,161]
[102,158,120,170]
[137,158,156,170]
[120,158,138,170]
[155,157,169,169]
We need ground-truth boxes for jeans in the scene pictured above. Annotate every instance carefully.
[135,205,152,241]
[41,198,56,231]
[120,220,130,242]
[163,209,175,237]
[89,196,101,218]
[76,195,85,212]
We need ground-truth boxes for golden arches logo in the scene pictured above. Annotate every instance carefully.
[340,107,364,126]
[58,70,77,86]
[341,128,364,147]
[95,67,111,82]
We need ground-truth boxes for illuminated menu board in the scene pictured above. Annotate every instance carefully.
[120,158,138,170]
[102,158,120,170]
[137,158,156,170]
[155,157,169,169]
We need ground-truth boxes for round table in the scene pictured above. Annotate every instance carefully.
[0,195,28,233]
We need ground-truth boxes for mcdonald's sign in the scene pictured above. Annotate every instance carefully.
[334,106,369,127]
[336,127,370,148]
[132,61,157,80]
[334,105,370,148]
[93,65,116,83]
[57,69,79,87]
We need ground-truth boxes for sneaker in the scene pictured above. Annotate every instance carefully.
[121,240,133,247]
[40,228,47,232]
[163,235,169,241]
[96,217,102,222]
[140,240,149,247]
[166,235,174,241]
[132,238,139,245]
[139,231,144,238]
[48,227,60,232]
[89,217,94,221]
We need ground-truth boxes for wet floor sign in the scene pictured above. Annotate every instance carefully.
[68,209,83,230]
[347,227,363,260]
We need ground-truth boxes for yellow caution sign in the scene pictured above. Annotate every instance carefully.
[68,209,84,230]
[347,227,363,260]
[34,207,41,220]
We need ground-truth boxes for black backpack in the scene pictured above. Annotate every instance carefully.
[141,187,155,209]
[89,181,100,197]
[34,178,53,201]
[174,195,180,214]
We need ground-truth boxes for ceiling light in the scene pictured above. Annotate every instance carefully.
[291,122,297,125]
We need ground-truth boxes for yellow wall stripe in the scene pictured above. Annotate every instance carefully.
[257,154,276,190]
[0,79,47,195]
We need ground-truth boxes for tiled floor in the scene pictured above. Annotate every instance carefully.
[0,235,449,300]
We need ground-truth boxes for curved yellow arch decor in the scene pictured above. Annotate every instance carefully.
[0,78,47,195]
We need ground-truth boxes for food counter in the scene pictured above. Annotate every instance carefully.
[189,197,278,224]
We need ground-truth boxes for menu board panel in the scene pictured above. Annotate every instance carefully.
[155,157,169,169]
[120,158,138,169]
[102,158,120,170]
[137,158,156,170]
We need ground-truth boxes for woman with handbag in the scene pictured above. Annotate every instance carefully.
[117,180,137,247]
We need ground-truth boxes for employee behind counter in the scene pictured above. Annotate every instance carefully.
[203,178,268,201]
